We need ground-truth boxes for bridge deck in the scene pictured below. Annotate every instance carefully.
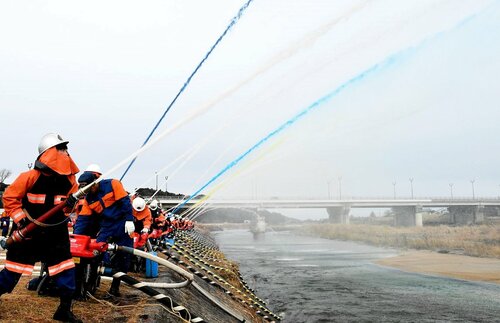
[157,198,500,209]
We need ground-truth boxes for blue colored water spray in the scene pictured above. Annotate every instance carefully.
[172,9,484,214]
[172,57,397,213]
[120,0,254,181]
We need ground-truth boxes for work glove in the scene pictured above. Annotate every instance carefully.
[65,194,79,209]
[141,228,149,234]
[63,194,79,213]
[125,221,135,235]
[16,217,31,230]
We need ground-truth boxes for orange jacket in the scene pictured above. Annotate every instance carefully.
[3,170,78,224]
[132,207,152,230]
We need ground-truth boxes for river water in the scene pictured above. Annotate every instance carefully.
[213,229,500,323]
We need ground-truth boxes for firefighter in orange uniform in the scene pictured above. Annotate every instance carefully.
[0,133,82,322]
[75,171,134,297]
[131,197,152,236]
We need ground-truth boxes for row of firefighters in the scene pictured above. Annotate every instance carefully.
[74,192,194,249]
[1,194,195,247]
[0,133,195,322]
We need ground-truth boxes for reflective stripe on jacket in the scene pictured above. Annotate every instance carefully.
[2,169,77,225]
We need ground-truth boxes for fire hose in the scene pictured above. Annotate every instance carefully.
[107,243,194,286]
[98,267,204,323]
[107,243,249,321]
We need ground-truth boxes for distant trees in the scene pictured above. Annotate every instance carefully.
[0,169,11,184]
[134,187,185,198]
[195,208,298,225]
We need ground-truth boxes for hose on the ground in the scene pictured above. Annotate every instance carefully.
[99,268,204,322]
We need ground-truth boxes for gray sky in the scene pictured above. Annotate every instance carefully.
[1,0,499,219]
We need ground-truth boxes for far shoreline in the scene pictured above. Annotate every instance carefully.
[375,250,500,285]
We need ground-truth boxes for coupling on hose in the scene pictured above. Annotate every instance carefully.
[106,243,118,253]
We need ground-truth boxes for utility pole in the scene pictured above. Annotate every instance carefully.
[409,178,414,199]
[470,179,475,199]
[449,183,454,200]
[165,175,169,193]
[392,181,397,199]
[338,176,342,200]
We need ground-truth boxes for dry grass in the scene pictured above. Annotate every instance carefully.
[300,223,500,258]
[0,276,161,322]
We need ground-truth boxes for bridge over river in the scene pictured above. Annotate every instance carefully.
[157,197,500,226]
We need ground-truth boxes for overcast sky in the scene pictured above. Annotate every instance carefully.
[1,0,499,218]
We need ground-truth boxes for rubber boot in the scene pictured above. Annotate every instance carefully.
[53,297,82,323]
[109,277,121,297]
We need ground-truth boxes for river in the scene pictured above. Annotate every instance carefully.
[213,229,500,323]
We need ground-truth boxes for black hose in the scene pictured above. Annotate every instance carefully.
[100,268,204,322]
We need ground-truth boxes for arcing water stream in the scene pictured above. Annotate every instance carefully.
[173,3,491,215]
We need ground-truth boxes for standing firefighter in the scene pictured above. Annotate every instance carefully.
[0,133,82,322]
[72,164,102,238]
[75,170,134,297]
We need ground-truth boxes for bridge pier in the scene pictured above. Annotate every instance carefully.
[393,206,423,227]
[326,206,350,224]
[449,206,484,225]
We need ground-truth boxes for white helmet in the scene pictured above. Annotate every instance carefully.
[149,200,158,211]
[132,197,146,212]
[38,133,69,156]
[85,163,102,175]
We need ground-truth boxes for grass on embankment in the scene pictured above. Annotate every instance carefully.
[300,223,500,259]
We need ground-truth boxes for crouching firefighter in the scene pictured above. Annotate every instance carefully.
[0,133,82,322]
[132,197,152,243]
[74,170,134,297]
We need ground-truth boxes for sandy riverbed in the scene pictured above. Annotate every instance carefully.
[376,250,500,284]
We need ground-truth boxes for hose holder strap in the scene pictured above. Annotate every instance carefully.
[23,208,67,227]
